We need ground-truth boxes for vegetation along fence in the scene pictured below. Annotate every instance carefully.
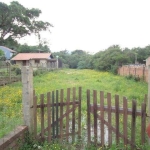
[32,87,147,148]
[0,61,21,86]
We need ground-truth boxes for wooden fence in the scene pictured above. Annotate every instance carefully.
[32,87,82,143]
[87,90,147,149]
[31,87,147,148]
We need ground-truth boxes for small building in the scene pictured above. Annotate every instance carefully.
[146,57,150,67]
[0,46,16,60]
[11,53,58,69]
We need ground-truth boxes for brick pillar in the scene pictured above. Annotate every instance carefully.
[21,66,33,133]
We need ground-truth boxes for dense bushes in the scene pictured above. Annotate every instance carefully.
[53,45,150,74]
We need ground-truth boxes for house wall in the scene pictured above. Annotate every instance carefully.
[29,59,47,67]
[15,60,30,66]
[14,59,58,69]
[146,57,150,66]
[15,60,23,66]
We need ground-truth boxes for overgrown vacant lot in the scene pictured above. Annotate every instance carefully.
[0,69,148,138]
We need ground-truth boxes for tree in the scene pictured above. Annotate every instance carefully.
[18,44,50,53]
[0,49,4,56]
[0,1,53,45]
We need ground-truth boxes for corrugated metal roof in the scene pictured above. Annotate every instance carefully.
[0,46,16,53]
[11,53,51,60]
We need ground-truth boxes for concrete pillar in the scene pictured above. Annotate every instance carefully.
[148,65,150,144]
[21,66,33,133]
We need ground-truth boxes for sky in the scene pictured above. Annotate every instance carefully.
[3,0,150,53]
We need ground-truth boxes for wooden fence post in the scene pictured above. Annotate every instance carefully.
[21,66,33,133]
[148,65,150,144]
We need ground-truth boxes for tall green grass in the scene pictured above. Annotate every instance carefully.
[0,69,148,139]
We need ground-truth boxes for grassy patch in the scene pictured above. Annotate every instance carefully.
[0,69,148,146]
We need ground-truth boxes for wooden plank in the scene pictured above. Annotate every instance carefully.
[60,89,64,141]
[144,94,147,105]
[115,95,119,144]
[72,87,76,142]
[56,90,59,138]
[87,89,91,144]
[33,96,37,139]
[66,88,70,141]
[93,90,97,145]
[47,92,51,142]
[40,94,45,141]
[90,105,142,116]
[78,87,82,139]
[107,93,112,145]
[31,101,79,108]
[52,91,55,138]
[123,97,128,145]
[33,90,35,97]
[100,91,104,146]
[131,100,136,149]
[96,112,132,145]
[141,103,146,144]
[39,103,79,137]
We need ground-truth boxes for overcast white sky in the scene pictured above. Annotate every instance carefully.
[3,0,150,53]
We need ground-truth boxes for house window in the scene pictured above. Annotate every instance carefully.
[35,60,40,63]
[22,60,26,66]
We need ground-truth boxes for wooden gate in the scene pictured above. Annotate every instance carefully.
[87,89,147,149]
[32,87,81,143]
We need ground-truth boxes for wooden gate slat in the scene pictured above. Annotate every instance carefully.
[33,95,37,138]
[60,89,64,141]
[93,90,97,144]
[107,93,112,145]
[40,94,45,140]
[87,89,91,144]
[52,91,55,138]
[78,87,82,139]
[141,102,146,144]
[131,100,137,149]
[115,95,119,144]
[56,90,59,138]
[123,97,128,145]
[100,91,104,146]
[47,92,51,142]
[66,88,70,141]
[72,87,76,142]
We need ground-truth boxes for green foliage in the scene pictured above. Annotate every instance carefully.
[0,49,4,56]
[11,64,21,75]
[125,75,141,82]
[17,44,50,53]
[0,49,5,60]
[15,67,21,75]
[0,1,53,46]
[52,44,150,74]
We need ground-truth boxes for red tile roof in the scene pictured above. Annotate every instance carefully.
[11,53,51,60]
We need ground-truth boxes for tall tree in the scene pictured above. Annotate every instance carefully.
[0,1,53,45]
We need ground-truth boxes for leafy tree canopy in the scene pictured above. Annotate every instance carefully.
[0,49,4,56]
[0,1,53,45]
